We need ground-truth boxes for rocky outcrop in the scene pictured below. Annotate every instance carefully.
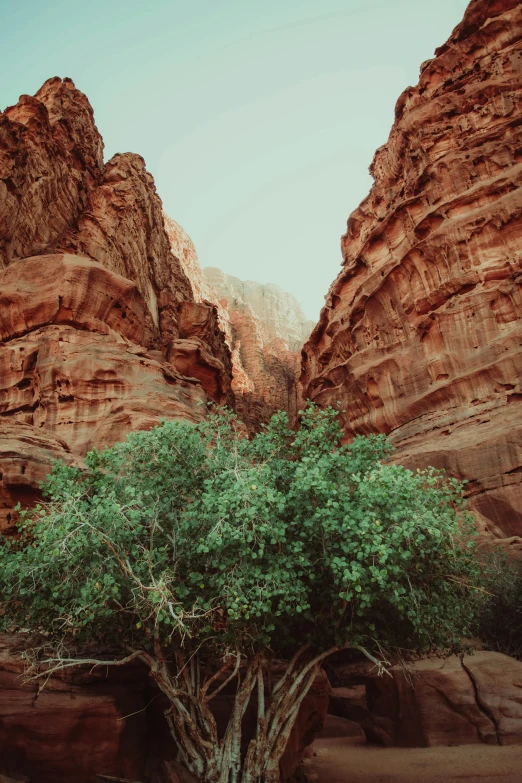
[60,153,193,326]
[0,78,232,532]
[0,77,103,266]
[301,0,522,539]
[0,635,329,783]
[0,253,206,533]
[204,267,312,430]
[367,652,522,747]
[0,635,149,783]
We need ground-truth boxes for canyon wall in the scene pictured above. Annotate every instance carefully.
[302,0,522,541]
[204,267,313,430]
[0,77,232,533]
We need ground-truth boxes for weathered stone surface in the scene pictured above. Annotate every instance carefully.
[0,422,77,535]
[204,267,314,352]
[226,307,301,431]
[0,80,235,530]
[367,652,522,747]
[164,216,222,314]
[0,253,207,534]
[0,322,205,452]
[301,0,522,539]
[0,253,154,346]
[0,77,103,266]
[280,670,331,783]
[167,301,234,406]
[0,79,231,413]
[60,154,193,328]
[0,635,149,783]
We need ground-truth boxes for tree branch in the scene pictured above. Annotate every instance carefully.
[25,649,145,682]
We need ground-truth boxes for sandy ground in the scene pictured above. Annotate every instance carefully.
[305,733,522,783]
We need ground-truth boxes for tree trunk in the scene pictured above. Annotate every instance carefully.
[139,643,326,783]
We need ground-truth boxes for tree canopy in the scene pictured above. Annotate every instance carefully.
[0,403,483,661]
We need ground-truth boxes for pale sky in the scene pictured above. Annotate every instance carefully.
[1,0,470,319]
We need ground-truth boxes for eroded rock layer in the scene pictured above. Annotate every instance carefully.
[0,79,232,532]
[302,0,522,539]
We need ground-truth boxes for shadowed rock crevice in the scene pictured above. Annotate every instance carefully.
[460,656,501,745]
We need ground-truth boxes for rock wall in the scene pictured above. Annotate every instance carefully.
[0,635,329,783]
[0,78,232,533]
[0,77,103,266]
[302,0,522,540]
[204,267,312,430]
[366,652,522,747]
[328,650,522,747]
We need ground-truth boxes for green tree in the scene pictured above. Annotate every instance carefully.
[0,404,484,783]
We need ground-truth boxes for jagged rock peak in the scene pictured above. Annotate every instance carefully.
[0,79,233,532]
[203,266,314,351]
[0,77,104,266]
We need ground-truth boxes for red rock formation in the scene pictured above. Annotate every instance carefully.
[367,652,522,747]
[0,423,78,535]
[302,0,522,539]
[0,635,148,783]
[0,79,232,532]
[0,77,103,265]
[60,153,193,328]
[0,253,206,533]
[204,267,313,352]
[161,220,235,406]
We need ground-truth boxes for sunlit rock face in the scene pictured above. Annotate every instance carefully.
[203,267,314,431]
[302,0,522,541]
[0,79,232,532]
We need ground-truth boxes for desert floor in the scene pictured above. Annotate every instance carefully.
[305,722,522,783]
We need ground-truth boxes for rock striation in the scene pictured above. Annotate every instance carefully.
[302,0,522,540]
[0,78,232,533]
[204,267,313,430]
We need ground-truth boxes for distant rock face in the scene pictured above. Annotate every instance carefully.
[0,78,232,533]
[204,267,314,351]
[204,267,313,430]
[302,0,522,540]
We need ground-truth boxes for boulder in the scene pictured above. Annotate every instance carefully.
[368,652,522,747]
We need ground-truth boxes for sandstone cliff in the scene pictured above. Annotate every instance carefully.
[0,78,232,533]
[204,267,313,430]
[302,0,522,541]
